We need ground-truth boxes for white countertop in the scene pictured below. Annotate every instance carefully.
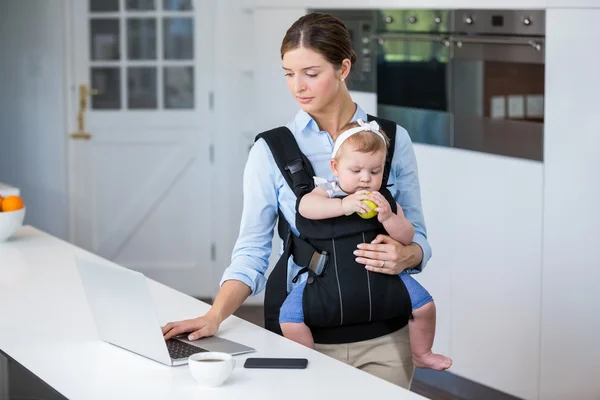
[0,226,426,400]
[0,182,20,197]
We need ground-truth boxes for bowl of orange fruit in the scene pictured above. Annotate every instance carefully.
[0,195,25,242]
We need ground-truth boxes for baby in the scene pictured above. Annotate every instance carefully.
[278,119,452,371]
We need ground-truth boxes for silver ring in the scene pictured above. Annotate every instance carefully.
[382,260,385,268]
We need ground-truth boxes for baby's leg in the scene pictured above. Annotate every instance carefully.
[400,273,452,370]
[279,281,315,349]
[280,322,314,349]
[409,301,452,370]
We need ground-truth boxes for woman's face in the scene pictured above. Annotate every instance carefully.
[282,46,344,114]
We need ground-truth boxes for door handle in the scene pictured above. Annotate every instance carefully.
[70,84,99,140]
[70,132,92,140]
[80,84,101,98]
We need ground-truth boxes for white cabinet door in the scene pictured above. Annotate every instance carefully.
[68,0,216,297]
[416,145,543,400]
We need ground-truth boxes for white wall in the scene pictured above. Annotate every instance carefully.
[223,7,306,304]
[539,9,600,400]
[0,0,69,240]
[210,0,264,299]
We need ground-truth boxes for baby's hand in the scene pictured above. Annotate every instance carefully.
[369,191,393,223]
[341,190,371,216]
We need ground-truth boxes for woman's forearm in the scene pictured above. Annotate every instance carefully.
[207,280,252,324]
[299,193,344,220]
[382,214,415,246]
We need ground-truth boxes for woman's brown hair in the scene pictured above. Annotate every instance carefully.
[280,12,357,69]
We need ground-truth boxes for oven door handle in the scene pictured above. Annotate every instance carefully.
[451,36,544,51]
[374,33,451,47]
[374,34,543,51]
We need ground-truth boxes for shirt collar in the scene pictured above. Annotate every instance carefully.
[293,104,368,134]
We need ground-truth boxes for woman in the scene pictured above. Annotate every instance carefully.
[162,12,432,389]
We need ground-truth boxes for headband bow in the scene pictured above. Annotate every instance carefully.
[331,119,386,159]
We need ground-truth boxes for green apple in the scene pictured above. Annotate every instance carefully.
[357,199,378,219]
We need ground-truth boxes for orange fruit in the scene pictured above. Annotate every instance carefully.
[0,196,3,211]
[1,195,24,212]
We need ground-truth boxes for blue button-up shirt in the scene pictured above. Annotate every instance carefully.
[220,105,432,295]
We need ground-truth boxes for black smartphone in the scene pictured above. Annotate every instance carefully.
[243,357,308,369]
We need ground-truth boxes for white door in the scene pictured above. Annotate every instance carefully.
[68,0,216,298]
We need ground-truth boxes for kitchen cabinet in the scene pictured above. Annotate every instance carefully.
[415,144,543,400]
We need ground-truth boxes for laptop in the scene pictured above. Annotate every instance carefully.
[75,256,255,366]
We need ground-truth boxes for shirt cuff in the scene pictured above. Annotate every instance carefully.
[406,232,432,274]
[219,267,267,296]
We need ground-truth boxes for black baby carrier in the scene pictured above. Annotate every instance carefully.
[257,115,412,344]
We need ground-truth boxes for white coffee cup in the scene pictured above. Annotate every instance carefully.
[188,352,235,387]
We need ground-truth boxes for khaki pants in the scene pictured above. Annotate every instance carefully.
[314,325,414,389]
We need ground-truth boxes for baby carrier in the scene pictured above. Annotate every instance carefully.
[257,115,412,344]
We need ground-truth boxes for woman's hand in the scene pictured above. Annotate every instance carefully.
[162,312,221,341]
[163,280,250,341]
[353,234,423,275]
[341,190,371,216]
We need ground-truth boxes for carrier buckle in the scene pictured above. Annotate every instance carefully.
[285,159,304,174]
[308,250,328,276]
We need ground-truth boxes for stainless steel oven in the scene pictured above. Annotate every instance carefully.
[312,9,545,161]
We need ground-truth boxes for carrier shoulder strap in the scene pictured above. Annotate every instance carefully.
[366,114,397,187]
[256,126,315,196]
[255,126,315,241]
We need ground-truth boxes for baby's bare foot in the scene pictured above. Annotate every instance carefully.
[413,352,453,371]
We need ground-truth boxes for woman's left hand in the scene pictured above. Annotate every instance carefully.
[353,234,422,275]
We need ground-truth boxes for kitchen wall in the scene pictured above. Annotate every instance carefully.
[218,7,305,305]
[0,0,69,240]
[211,0,255,295]
[541,8,600,400]
[215,2,600,399]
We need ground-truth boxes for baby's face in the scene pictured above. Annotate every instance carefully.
[332,146,386,194]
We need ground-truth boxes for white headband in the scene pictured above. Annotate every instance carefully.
[331,119,386,159]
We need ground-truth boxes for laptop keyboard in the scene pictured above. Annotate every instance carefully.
[166,339,208,360]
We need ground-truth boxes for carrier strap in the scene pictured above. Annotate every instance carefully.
[255,126,315,241]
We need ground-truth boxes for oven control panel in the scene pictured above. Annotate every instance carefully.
[454,9,545,36]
